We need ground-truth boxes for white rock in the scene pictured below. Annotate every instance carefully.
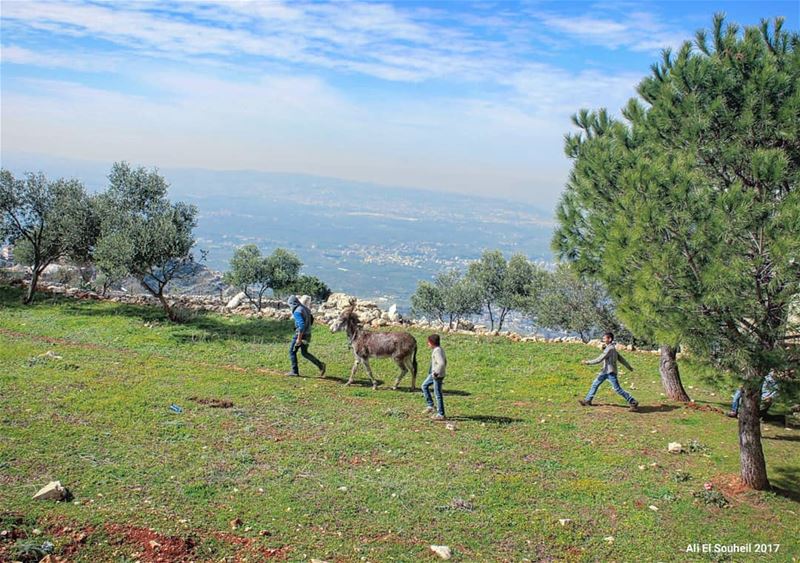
[311,560,331,563]
[33,480,67,501]
[604,536,615,543]
[299,295,312,308]
[558,518,572,526]
[648,505,659,511]
[225,291,247,309]
[430,545,452,559]
[668,442,683,454]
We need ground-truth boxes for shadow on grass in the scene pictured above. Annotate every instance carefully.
[770,464,800,503]
[764,434,800,443]
[319,375,386,388]
[54,293,295,345]
[447,415,522,425]
[597,403,682,414]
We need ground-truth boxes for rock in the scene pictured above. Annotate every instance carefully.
[229,517,242,530]
[299,295,312,308]
[388,304,400,322]
[225,291,247,309]
[430,545,452,559]
[648,505,658,511]
[604,536,615,544]
[558,518,572,526]
[668,442,683,454]
[311,560,331,563]
[33,480,68,501]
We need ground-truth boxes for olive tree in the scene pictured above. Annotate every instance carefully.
[95,162,198,321]
[0,169,96,303]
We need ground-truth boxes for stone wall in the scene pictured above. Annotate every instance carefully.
[17,280,656,351]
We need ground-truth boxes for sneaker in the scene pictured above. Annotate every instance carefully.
[578,399,592,407]
[319,362,327,377]
[629,400,640,412]
[431,414,446,421]
[726,411,738,418]
[422,406,435,414]
[286,371,299,377]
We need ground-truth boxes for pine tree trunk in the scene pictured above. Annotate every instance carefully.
[659,345,691,402]
[738,384,769,490]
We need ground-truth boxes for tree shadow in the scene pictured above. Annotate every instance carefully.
[599,403,681,414]
[770,464,800,503]
[760,412,793,429]
[764,434,800,443]
[447,415,522,425]
[58,297,295,345]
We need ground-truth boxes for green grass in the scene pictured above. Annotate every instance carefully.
[1,285,798,562]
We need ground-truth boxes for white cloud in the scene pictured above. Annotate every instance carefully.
[535,9,688,52]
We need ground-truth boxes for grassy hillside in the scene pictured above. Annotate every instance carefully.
[1,286,798,562]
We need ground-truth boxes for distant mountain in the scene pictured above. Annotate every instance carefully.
[1,152,557,309]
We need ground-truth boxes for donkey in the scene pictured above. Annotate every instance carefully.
[330,302,418,390]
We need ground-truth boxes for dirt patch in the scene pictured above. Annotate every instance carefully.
[52,525,95,559]
[105,523,196,562]
[708,473,769,509]
[189,396,234,408]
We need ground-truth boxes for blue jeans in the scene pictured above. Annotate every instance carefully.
[731,387,775,414]
[730,388,743,414]
[585,372,636,404]
[289,333,323,374]
[422,373,445,416]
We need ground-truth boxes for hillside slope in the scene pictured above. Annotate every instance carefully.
[0,286,798,562]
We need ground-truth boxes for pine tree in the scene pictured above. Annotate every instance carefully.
[554,16,799,489]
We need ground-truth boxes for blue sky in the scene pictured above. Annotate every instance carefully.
[1,1,797,209]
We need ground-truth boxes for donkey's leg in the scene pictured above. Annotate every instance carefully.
[362,358,378,390]
[405,355,417,390]
[392,358,406,390]
[347,357,360,386]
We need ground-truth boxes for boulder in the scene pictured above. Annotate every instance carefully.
[225,291,247,310]
[299,295,312,308]
[430,545,452,560]
[33,481,69,501]
[388,304,401,322]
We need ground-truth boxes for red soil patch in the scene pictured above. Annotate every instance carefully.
[105,523,196,562]
[710,473,750,497]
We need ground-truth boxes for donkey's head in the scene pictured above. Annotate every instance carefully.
[330,299,360,335]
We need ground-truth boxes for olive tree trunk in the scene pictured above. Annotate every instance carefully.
[659,345,691,402]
